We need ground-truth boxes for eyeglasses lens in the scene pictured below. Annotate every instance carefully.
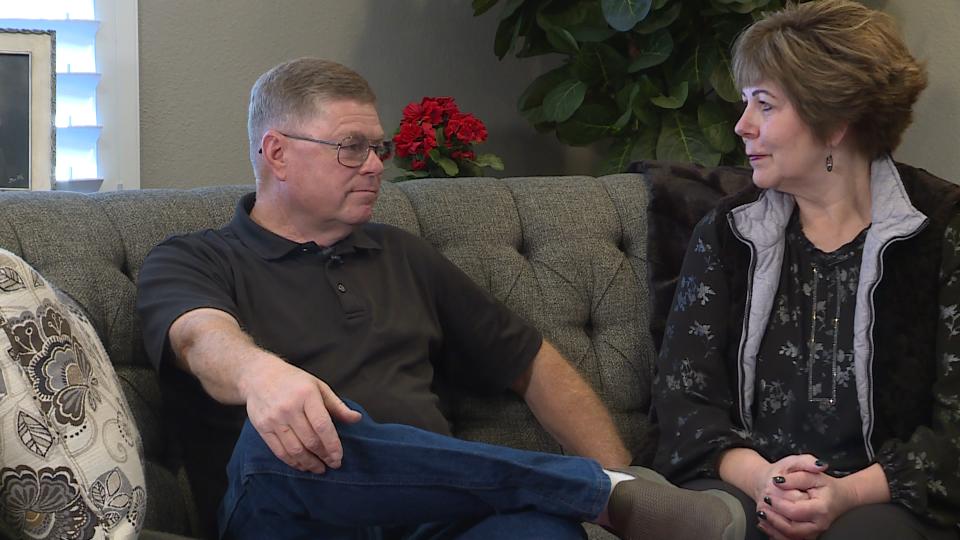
[337,137,393,167]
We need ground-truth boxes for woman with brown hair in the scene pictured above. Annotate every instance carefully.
[652,1,960,538]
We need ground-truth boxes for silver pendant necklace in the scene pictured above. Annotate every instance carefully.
[807,265,840,405]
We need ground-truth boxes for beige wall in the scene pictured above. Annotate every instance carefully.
[871,0,960,181]
[139,0,960,188]
[138,0,595,189]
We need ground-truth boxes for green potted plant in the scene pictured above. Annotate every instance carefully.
[474,0,792,173]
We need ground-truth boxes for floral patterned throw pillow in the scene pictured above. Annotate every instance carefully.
[0,249,145,539]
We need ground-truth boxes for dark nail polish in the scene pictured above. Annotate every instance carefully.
[763,496,772,505]
[773,476,785,484]
[756,510,767,520]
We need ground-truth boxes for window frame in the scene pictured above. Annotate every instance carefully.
[95,0,139,191]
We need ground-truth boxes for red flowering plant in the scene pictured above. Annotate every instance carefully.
[390,96,503,180]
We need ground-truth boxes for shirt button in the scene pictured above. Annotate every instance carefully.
[337,283,347,293]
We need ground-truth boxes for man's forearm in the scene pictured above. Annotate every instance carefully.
[514,341,631,468]
[169,308,275,405]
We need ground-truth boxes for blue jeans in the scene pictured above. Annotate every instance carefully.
[218,401,608,539]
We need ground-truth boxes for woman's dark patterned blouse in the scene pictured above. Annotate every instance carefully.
[753,209,869,475]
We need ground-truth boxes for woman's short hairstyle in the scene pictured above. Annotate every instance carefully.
[247,57,376,167]
[732,0,927,158]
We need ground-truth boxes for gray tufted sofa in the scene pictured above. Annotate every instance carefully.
[0,173,661,538]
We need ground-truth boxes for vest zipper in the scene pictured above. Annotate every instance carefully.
[863,219,929,460]
[727,211,758,431]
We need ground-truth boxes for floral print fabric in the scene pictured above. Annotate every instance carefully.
[0,249,145,539]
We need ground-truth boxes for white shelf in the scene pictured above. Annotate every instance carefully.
[54,178,104,193]
[57,71,100,94]
[56,125,102,148]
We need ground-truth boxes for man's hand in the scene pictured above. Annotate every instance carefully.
[239,356,362,473]
[755,455,857,540]
[169,308,362,473]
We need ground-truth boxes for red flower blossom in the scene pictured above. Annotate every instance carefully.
[445,112,488,144]
[401,102,423,122]
[392,96,500,178]
[393,122,425,158]
[450,150,476,161]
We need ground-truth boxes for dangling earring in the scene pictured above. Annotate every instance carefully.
[825,154,834,172]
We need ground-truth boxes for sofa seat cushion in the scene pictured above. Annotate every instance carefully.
[0,249,146,538]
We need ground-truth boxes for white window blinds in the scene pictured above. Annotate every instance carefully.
[0,0,139,192]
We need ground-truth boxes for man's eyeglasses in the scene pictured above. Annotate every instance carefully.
[259,132,394,168]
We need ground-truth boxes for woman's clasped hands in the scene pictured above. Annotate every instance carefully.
[753,454,860,540]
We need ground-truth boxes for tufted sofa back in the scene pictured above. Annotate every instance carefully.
[0,174,657,537]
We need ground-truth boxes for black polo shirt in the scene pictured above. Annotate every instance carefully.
[137,192,542,436]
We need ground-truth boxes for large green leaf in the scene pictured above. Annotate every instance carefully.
[473,153,505,170]
[635,123,659,159]
[472,0,500,16]
[710,49,740,102]
[653,0,669,8]
[517,37,563,58]
[522,105,549,126]
[613,108,632,130]
[674,42,718,95]
[429,149,460,176]
[537,1,590,28]
[632,1,681,34]
[435,125,446,147]
[532,118,558,133]
[499,0,525,20]
[628,28,673,72]
[494,12,522,59]
[543,80,588,122]
[544,26,580,53]
[632,101,658,126]
[698,101,737,153]
[458,160,483,177]
[601,0,653,32]
[657,111,721,165]
[568,25,618,42]
[600,137,637,175]
[568,1,619,42]
[557,103,621,146]
[636,74,663,98]
[650,81,688,109]
[518,66,571,112]
[571,42,628,85]
[599,128,658,174]
[537,8,581,54]
[633,75,663,124]
[388,168,430,182]
[616,82,640,111]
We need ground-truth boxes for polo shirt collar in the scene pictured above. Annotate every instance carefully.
[230,192,382,260]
